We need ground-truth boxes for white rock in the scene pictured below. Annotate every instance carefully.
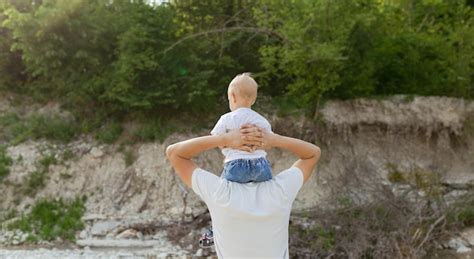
[90,147,104,158]
[20,233,28,242]
[81,213,107,221]
[79,230,88,239]
[195,248,203,257]
[153,232,166,240]
[116,229,137,239]
[90,220,121,236]
[448,238,469,249]
[117,252,133,257]
[77,239,162,247]
[169,207,182,215]
[137,231,144,240]
[460,227,474,246]
[12,239,20,245]
[457,244,472,254]
[38,240,52,246]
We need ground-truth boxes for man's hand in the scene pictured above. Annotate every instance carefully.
[239,124,276,151]
[222,125,263,152]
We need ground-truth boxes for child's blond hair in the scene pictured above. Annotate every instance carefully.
[228,72,258,101]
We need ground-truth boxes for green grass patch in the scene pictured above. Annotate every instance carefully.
[39,153,57,169]
[385,163,407,183]
[386,163,444,198]
[59,172,73,179]
[447,191,474,227]
[132,118,172,143]
[22,170,47,196]
[123,148,136,167]
[0,145,13,182]
[464,114,474,137]
[20,153,57,196]
[0,208,17,222]
[0,113,79,144]
[27,115,79,142]
[8,197,86,241]
[61,149,75,162]
[96,121,123,144]
[290,224,336,251]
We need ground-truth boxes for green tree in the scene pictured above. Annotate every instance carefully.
[255,0,380,113]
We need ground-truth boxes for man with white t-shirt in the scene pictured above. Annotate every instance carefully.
[166,124,321,258]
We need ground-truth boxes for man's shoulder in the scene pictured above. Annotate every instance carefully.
[274,167,304,181]
[191,168,223,202]
[272,167,304,197]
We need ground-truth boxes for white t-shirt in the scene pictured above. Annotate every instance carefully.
[211,107,272,162]
[192,167,304,259]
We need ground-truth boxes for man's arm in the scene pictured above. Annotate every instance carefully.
[241,126,321,182]
[275,135,321,182]
[166,130,261,188]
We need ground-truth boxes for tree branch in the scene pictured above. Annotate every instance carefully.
[162,26,286,54]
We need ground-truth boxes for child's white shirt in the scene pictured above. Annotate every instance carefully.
[211,107,272,163]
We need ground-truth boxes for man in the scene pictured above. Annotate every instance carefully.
[166,124,321,258]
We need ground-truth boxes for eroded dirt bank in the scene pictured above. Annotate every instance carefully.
[1,96,473,257]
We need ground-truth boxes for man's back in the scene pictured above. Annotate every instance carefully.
[192,167,304,258]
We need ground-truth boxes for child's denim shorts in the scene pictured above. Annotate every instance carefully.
[221,157,272,183]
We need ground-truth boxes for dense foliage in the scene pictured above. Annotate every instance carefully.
[0,0,472,119]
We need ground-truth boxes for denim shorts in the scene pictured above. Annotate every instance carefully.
[221,157,272,183]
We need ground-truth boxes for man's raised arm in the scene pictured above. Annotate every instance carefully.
[241,125,321,182]
[166,129,262,188]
